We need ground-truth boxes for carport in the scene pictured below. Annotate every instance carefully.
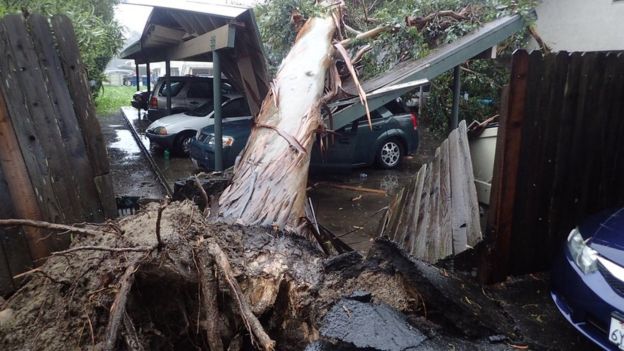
[119,1,269,171]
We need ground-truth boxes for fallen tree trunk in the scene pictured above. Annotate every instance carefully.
[217,17,336,231]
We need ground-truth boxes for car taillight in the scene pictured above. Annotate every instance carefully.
[410,112,418,130]
[149,96,158,108]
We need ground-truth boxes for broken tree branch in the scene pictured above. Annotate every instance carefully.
[155,197,170,249]
[207,241,275,351]
[528,25,550,53]
[0,219,107,236]
[339,25,389,48]
[344,23,361,35]
[351,44,372,64]
[196,253,224,351]
[316,182,387,196]
[104,260,140,351]
[50,246,152,258]
[405,7,470,30]
[193,176,210,217]
[122,312,144,351]
[12,268,69,284]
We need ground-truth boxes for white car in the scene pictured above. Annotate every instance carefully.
[145,96,250,155]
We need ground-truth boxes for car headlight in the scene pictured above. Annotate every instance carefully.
[567,228,598,274]
[207,134,235,147]
[152,126,167,135]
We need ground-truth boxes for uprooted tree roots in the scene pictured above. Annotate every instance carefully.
[0,201,523,350]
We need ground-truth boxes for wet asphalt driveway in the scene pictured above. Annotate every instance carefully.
[102,106,441,253]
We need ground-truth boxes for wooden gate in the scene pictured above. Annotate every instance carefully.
[484,50,624,281]
[0,14,116,295]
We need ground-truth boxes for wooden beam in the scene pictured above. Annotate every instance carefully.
[0,90,50,261]
[167,24,235,61]
[480,51,529,283]
[147,24,186,43]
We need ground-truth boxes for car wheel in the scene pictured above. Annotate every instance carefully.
[376,139,403,169]
[175,132,195,156]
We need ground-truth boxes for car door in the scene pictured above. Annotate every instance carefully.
[352,109,390,165]
[311,122,357,169]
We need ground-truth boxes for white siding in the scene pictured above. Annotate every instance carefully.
[533,0,624,51]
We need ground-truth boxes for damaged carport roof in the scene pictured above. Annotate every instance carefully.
[331,13,526,130]
[119,0,269,114]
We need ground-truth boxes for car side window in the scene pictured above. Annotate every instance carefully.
[187,82,213,98]
[221,99,251,118]
[158,81,184,97]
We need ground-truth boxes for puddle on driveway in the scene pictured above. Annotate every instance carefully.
[110,129,141,161]
[309,160,424,254]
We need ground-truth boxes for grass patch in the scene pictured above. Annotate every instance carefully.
[95,85,137,116]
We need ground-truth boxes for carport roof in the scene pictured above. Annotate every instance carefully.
[119,0,269,114]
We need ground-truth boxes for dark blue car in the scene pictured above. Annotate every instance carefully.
[189,100,419,172]
[551,208,624,350]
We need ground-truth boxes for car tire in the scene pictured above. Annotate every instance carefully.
[376,139,403,169]
[174,131,195,156]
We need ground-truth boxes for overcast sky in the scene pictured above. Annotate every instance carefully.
[114,0,259,38]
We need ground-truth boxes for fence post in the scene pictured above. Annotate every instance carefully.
[479,50,529,283]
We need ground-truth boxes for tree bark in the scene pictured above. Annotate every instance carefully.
[217,17,336,231]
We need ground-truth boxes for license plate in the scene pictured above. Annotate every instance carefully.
[610,313,624,350]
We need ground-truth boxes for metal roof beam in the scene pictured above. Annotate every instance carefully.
[166,23,235,61]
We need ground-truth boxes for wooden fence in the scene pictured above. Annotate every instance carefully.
[483,50,624,280]
[379,120,482,262]
[0,14,116,295]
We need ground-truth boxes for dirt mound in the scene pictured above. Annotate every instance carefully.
[0,201,524,350]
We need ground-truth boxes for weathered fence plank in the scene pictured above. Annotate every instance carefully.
[4,14,86,227]
[0,76,50,262]
[51,15,117,218]
[0,17,62,227]
[458,121,481,246]
[438,139,452,258]
[0,166,32,295]
[484,50,624,279]
[449,127,468,254]
[481,50,528,282]
[27,14,104,222]
[425,147,441,261]
[380,120,481,263]
[0,13,117,292]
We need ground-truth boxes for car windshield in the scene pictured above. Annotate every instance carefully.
[188,98,250,118]
[185,102,214,117]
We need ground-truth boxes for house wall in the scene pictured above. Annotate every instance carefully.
[533,0,624,51]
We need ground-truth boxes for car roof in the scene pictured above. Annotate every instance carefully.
[155,76,227,82]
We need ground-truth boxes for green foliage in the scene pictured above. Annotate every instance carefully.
[94,85,135,116]
[255,0,323,75]
[0,0,124,97]
[254,0,537,136]
[424,59,508,135]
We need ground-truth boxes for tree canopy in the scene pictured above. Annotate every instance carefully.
[255,0,537,134]
[0,0,124,95]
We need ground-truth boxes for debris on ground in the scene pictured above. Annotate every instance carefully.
[0,201,592,350]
